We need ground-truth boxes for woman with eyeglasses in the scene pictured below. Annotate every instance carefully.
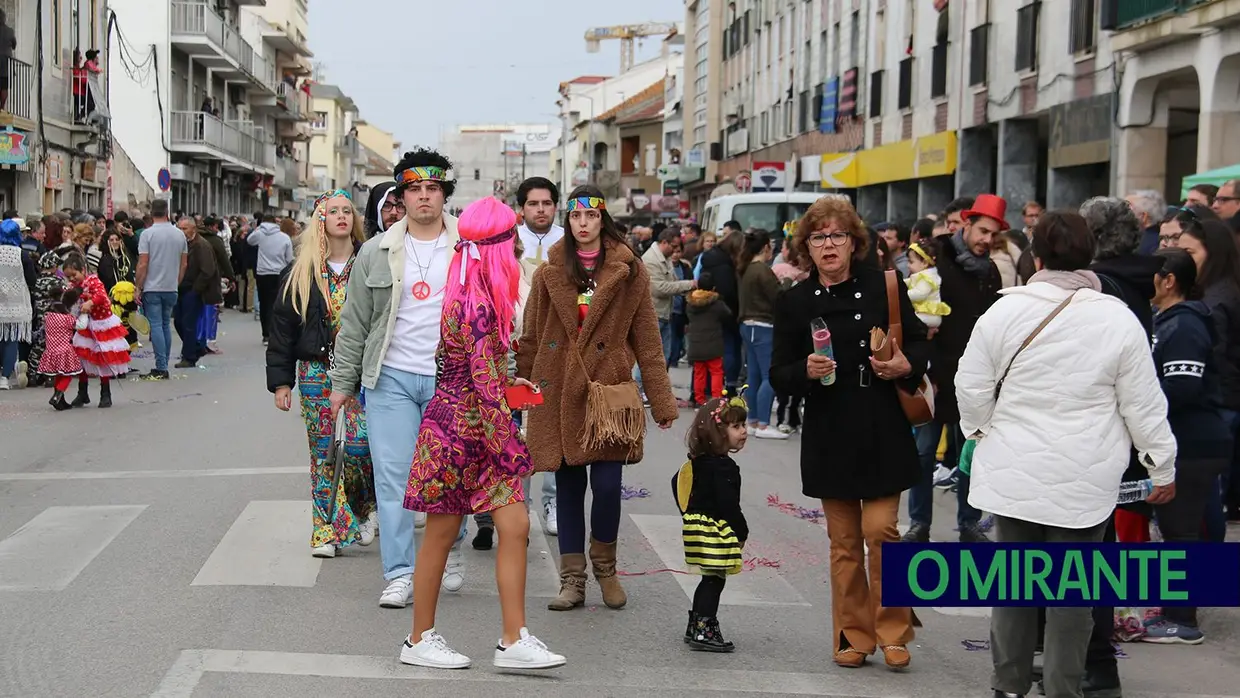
[770,195,930,670]
[1175,214,1240,536]
[1159,203,1216,249]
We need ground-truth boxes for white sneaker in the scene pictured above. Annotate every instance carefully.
[0,376,9,390]
[359,512,378,546]
[544,501,558,536]
[414,511,427,529]
[777,423,794,434]
[400,628,471,669]
[311,544,336,558]
[379,574,413,608]
[441,550,465,592]
[753,425,789,440]
[493,628,566,669]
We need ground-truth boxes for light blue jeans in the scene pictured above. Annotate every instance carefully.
[365,365,465,581]
[742,322,776,425]
[142,291,177,371]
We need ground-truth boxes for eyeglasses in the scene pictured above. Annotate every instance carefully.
[381,201,405,212]
[807,230,851,248]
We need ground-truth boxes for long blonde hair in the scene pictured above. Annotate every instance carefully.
[283,194,365,319]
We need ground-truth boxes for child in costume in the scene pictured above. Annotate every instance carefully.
[399,196,566,672]
[672,392,750,652]
[109,280,140,351]
[904,239,951,329]
[39,287,84,411]
[62,251,129,407]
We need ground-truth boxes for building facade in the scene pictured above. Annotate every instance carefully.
[440,124,556,206]
[307,83,365,203]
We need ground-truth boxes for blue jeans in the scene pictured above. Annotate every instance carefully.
[365,366,464,580]
[723,326,742,389]
[659,316,674,367]
[741,323,775,425]
[0,340,17,377]
[142,291,177,371]
[907,420,980,528]
[667,313,686,368]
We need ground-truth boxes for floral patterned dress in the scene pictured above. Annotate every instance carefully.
[404,296,532,514]
[299,257,376,549]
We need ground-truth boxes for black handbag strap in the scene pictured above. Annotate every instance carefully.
[994,292,1077,399]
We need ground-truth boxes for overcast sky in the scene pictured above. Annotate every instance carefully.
[307,0,681,154]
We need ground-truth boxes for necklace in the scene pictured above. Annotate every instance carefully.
[528,226,552,263]
[407,235,435,300]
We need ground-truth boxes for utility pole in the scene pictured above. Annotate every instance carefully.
[521,143,527,181]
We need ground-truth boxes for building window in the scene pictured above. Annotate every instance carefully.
[849,11,860,69]
[897,57,913,111]
[52,0,62,65]
[785,99,794,137]
[798,90,810,133]
[869,70,884,118]
[969,24,989,86]
[1069,0,1096,54]
[1015,1,1041,73]
[931,42,948,98]
[90,0,97,49]
[311,111,327,130]
[71,0,79,59]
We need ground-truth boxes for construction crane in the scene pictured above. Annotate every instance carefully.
[585,22,682,73]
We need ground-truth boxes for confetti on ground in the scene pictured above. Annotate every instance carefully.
[618,556,781,577]
[620,485,651,500]
[962,639,989,651]
[767,493,826,525]
[129,393,204,405]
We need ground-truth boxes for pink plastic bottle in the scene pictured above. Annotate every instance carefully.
[810,317,835,386]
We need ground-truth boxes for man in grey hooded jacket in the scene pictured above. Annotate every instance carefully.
[247,212,293,344]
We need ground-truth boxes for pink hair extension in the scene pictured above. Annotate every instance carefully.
[446,197,521,348]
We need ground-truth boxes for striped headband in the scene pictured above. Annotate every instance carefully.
[314,188,351,211]
[566,196,606,212]
[396,166,451,186]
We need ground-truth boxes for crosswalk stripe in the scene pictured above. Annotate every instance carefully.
[151,648,908,697]
[0,505,147,591]
[0,467,305,481]
[191,501,322,588]
[629,514,811,607]
[452,507,562,598]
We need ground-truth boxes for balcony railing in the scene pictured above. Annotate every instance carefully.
[275,82,307,119]
[1113,0,1210,28]
[170,111,273,171]
[273,157,299,188]
[2,57,33,122]
[171,1,277,93]
[335,134,360,158]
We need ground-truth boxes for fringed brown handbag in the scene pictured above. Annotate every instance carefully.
[872,270,936,427]
[571,344,647,452]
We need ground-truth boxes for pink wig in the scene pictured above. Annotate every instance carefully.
[446,197,521,348]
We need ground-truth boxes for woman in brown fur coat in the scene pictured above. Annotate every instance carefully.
[516,184,679,612]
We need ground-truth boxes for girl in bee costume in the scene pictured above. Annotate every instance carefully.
[672,391,750,653]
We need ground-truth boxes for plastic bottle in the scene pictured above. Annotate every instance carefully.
[810,317,835,386]
[1116,479,1154,504]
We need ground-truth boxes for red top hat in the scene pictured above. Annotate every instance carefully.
[961,193,1010,231]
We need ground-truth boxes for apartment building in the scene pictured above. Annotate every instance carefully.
[441,124,557,205]
[0,0,115,213]
[681,0,724,212]
[1108,0,1240,203]
[354,121,397,189]
[242,0,315,219]
[307,83,365,203]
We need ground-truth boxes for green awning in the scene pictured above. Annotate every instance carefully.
[1182,163,1240,198]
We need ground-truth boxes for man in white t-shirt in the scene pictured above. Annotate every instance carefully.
[471,177,563,551]
[328,148,469,609]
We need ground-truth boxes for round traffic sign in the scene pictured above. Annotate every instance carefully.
[157,168,171,192]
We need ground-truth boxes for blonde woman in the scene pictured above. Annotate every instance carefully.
[266,189,378,558]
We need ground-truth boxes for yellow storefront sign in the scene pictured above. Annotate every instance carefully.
[820,131,957,189]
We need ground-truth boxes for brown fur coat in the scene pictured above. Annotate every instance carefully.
[515,239,678,471]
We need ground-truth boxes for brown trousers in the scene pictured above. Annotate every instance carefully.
[822,495,914,653]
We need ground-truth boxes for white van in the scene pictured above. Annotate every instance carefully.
[700,192,846,236]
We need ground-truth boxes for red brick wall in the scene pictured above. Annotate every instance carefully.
[935,102,948,133]
[901,113,913,140]
[1019,75,1037,115]
[972,90,988,127]
[1074,56,1096,101]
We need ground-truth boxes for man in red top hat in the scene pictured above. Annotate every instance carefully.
[902,192,1004,545]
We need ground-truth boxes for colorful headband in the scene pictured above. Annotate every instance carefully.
[710,386,749,423]
[314,188,351,212]
[566,196,606,212]
[454,228,517,286]
[908,242,934,266]
[396,166,452,186]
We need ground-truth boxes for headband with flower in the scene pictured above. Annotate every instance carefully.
[314,188,351,213]
[710,386,749,423]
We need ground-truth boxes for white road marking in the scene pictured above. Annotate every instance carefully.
[0,505,147,591]
[0,467,304,481]
[628,514,811,607]
[149,648,912,697]
[191,501,322,587]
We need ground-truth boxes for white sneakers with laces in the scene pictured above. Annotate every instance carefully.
[543,501,558,536]
[493,627,567,669]
[753,425,789,440]
[358,512,378,546]
[441,549,465,592]
[379,574,413,608]
[311,544,336,558]
[400,628,471,669]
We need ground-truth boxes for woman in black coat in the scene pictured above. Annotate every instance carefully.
[770,196,930,670]
[697,231,745,389]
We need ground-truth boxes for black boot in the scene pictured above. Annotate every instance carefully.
[49,390,72,411]
[70,380,90,407]
[688,615,734,653]
[1082,664,1122,698]
[98,381,112,408]
[684,611,698,643]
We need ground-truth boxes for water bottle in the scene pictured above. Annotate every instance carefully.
[810,317,835,386]
[1116,479,1154,504]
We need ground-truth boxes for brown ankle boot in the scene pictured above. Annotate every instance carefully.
[589,538,627,609]
[547,553,587,611]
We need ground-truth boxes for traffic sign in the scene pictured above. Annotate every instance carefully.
[157,168,171,192]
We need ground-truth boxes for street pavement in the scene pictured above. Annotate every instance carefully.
[1,309,1238,698]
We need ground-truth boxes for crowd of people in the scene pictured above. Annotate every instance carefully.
[3,150,1238,694]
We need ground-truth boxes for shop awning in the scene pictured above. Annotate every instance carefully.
[1182,163,1240,199]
